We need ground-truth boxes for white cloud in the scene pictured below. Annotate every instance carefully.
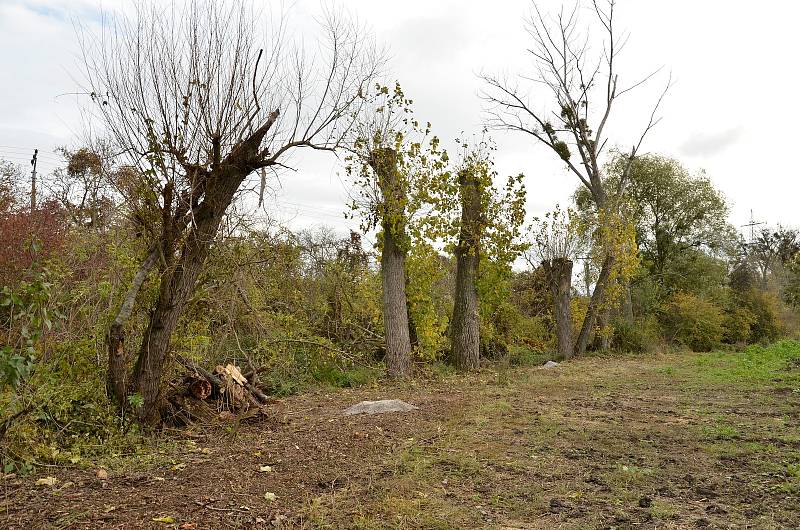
[679,127,743,158]
[1,0,798,232]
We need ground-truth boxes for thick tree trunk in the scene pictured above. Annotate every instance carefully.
[372,147,413,378]
[573,253,614,356]
[132,172,244,423]
[132,248,211,422]
[452,249,480,370]
[381,229,413,378]
[451,167,482,370]
[543,258,573,359]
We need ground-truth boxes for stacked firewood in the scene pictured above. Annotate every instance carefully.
[165,355,273,425]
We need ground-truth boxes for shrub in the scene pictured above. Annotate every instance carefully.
[1,339,144,474]
[722,305,756,345]
[611,316,660,353]
[406,244,450,361]
[662,292,725,351]
[739,289,784,344]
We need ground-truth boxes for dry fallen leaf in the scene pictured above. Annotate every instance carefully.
[264,492,277,502]
[179,523,197,529]
[35,477,58,487]
[96,469,109,480]
[258,465,272,473]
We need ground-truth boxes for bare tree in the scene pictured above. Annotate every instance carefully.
[80,0,380,423]
[481,0,668,356]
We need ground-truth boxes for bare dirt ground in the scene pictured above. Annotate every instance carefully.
[3,348,799,529]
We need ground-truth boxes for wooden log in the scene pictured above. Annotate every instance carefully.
[188,377,212,400]
[177,355,224,392]
[245,382,269,404]
[177,355,269,411]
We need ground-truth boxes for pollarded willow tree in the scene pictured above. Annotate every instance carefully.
[81,0,380,423]
[346,83,448,377]
[527,205,584,359]
[481,0,668,356]
[423,141,526,370]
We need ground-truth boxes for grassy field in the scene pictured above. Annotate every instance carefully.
[4,341,800,529]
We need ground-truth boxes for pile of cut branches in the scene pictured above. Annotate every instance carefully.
[164,355,272,426]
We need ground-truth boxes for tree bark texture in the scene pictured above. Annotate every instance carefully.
[107,245,160,407]
[451,168,482,370]
[622,280,634,322]
[372,147,412,378]
[543,258,574,359]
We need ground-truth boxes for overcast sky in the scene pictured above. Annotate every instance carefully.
[1,0,798,238]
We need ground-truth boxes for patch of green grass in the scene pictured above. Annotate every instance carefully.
[650,500,678,520]
[702,420,742,441]
[506,345,551,367]
[671,340,800,388]
[775,462,800,494]
[475,399,513,416]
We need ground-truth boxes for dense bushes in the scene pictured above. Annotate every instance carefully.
[610,316,661,353]
[739,289,784,344]
[0,153,797,473]
[661,293,725,351]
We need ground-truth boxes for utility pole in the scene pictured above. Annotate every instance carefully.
[30,149,38,211]
[741,209,765,246]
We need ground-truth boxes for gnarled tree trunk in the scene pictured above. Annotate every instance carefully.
[543,257,573,359]
[451,167,482,370]
[107,114,281,424]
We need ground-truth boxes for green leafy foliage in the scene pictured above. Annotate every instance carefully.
[611,316,661,354]
[661,292,724,352]
[0,248,56,389]
[406,243,450,360]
